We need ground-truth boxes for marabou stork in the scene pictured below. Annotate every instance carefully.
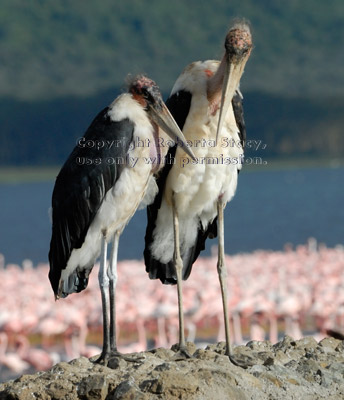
[48,75,195,364]
[144,22,252,360]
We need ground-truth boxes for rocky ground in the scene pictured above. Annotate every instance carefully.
[1,336,344,399]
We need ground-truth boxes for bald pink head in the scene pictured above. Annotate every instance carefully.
[225,22,253,60]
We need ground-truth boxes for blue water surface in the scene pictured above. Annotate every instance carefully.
[0,166,343,265]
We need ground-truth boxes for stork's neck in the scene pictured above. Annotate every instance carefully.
[207,54,227,104]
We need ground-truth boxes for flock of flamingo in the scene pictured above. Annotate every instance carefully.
[1,239,344,380]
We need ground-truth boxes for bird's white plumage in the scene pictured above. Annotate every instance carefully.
[60,94,160,287]
[150,61,243,263]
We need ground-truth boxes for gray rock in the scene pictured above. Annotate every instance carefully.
[319,337,342,350]
[111,378,148,400]
[273,335,296,352]
[246,340,273,352]
[327,361,344,377]
[296,358,322,383]
[77,375,109,400]
[335,341,344,352]
[296,336,318,347]
[1,338,344,400]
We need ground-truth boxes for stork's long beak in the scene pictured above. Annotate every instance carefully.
[216,25,252,144]
[149,101,196,161]
[216,60,246,143]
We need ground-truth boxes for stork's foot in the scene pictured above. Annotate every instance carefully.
[228,352,256,369]
[93,351,111,366]
[171,343,194,361]
[93,350,145,368]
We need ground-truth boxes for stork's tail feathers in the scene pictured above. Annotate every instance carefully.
[60,268,91,298]
[145,258,177,285]
[144,217,218,285]
[49,264,93,299]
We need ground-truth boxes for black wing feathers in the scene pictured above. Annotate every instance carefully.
[232,91,246,148]
[144,91,192,284]
[165,90,193,129]
[49,108,134,294]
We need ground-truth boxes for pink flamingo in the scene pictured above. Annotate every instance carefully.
[0,332,30,375]
[15,335,57,371]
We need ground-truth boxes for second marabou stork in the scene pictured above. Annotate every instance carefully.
[144,22,252,361]
[48,75,194,364]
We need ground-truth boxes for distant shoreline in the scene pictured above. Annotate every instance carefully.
[0,157,343,183]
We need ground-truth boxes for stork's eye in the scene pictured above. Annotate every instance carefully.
[142,87,155,104]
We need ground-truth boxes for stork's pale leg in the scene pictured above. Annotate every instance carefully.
[97,234,111,362]
[217,198,232,357]
[172,193,190,358]
[108,231,120,352]
[96,233,144,365]
[217,200,256,368]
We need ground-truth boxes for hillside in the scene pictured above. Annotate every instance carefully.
[1,0,343,100]
[1,0,343,165]
[1,90,343,165]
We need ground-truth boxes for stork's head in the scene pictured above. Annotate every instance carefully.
[225,23,252,61]
[129,75,163,110]
[216,22,252,142]
[129,75,195,160]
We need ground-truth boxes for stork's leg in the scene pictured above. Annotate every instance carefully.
[95,233,144,366]
[96,234,111,363]
[172,193,191,359]
[217,199,255,368]
[217,198,232,357]
[108,231,119,352]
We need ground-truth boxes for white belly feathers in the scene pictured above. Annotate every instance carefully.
[150,61,243,264]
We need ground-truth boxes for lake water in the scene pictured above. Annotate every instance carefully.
[0,166,343,265]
